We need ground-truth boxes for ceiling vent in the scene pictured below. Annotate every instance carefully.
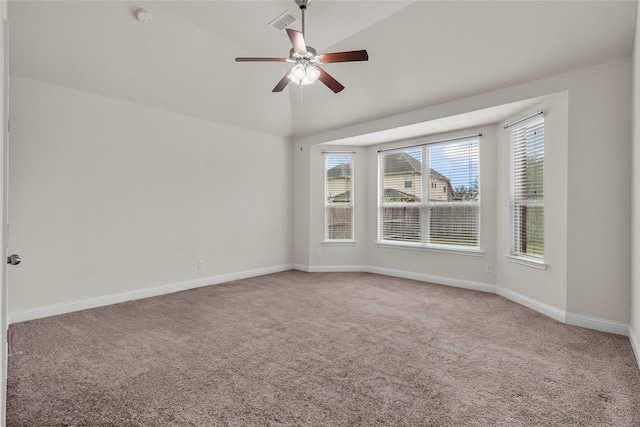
[268,10,297,31]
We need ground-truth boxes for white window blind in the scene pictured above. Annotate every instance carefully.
[510,117,544,259]
[325,154,354,240]
[378,137,480,249]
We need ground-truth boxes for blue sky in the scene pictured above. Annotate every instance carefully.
[407,140,479,188]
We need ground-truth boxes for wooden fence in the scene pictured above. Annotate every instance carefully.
[381,205,479,246]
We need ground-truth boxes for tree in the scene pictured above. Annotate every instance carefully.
[453,177,479,201]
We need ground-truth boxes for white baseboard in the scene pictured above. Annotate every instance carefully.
[629,328,640,369]
[495,287,630,337]
[295,264,496,293]
[8,264,293,324]
[368,266,496,294]
[496,286,566,323]
[296,263,632,339]
[566,312,630,336]
[9,262,633,344]
[292,263,310,272]
[307,264,369,273]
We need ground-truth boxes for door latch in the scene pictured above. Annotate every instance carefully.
[7,254,21,265]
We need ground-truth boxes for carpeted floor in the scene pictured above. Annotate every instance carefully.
[7,270,640,426]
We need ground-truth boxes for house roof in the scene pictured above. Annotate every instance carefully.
[430,169,450,183]
[327,163,350,179]
[384,152,421,174]
[332,190,351,202]
[384,188,419,202]
[383,152,451,183]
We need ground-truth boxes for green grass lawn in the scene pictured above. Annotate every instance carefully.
[526,241,544,256]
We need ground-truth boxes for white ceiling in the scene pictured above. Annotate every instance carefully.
[7,0,639,142]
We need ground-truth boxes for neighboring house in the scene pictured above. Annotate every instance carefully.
[326,162,351,202]
[381,152,456,202]
[327,154,457,203]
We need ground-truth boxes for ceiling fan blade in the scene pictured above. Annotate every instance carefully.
[286,28,307,56]
[319,50,369,64]
[272,71,291,92]
[318,67,345,93]
[235,57,288,62]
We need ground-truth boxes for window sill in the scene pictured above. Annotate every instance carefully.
[322,240,357,246]
[375,241,484,257]
[505,255,548,270]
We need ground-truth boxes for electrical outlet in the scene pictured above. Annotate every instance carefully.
[197,260,204,269]
[485,263,493,273]
[316,249,322,258]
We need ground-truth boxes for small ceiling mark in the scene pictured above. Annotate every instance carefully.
[136,8,152,24]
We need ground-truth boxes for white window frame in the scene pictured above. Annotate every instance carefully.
[324,153,355,242]
[376,137,481,254]
[508,115,546,268]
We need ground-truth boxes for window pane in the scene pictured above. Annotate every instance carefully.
[513,204,544,257]
[429,141,479,202]
[383,150,422,202]
[326,155,352,204]
[379,138,480,249]
[511,117,544,258]
[327,206,352,240]
[381,206,421,242]
[404,174,412,188]
[430,204,479,247]
[325,154,354,240]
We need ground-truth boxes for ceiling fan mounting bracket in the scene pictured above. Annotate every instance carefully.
[295,0,311,10]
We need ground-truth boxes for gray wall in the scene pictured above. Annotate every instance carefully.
[8,76,293,313]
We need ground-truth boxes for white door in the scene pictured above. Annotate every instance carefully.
[1,10,9,426]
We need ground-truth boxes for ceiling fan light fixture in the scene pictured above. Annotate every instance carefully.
[287,63,319,85]
[305,65,320,82]
[289,64,306,81]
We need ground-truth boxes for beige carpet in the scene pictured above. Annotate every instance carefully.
[7,271,640,426]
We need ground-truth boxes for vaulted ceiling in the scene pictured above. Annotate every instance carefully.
[8,1,639,140]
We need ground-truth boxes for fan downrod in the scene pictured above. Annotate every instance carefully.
[295,0,311,38]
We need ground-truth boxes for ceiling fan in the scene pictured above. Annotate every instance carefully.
[235,0,369,93]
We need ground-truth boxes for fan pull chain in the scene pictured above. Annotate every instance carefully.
[300,82,303,108]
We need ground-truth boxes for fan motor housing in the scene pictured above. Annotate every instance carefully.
[289,46,317,60]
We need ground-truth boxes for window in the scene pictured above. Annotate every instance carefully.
[510,117,544,260]
[378,137,480,249]
[325,154,354,241]
[404,174,412,188]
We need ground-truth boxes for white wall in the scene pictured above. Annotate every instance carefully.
[294,57,633,326]
[292,144,310,267]
[631,3,640,353]
[564,59,632,323]
[8,76,293,313]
